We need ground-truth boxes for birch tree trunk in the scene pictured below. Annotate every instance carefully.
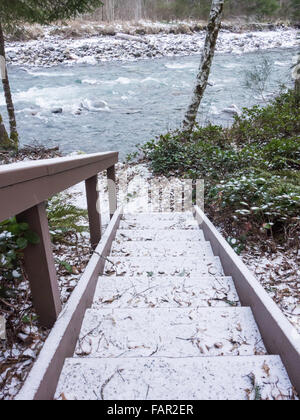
[0,22,18,149]
[183,0,224,133]
[0,112,11,150]
[294,56,300,104]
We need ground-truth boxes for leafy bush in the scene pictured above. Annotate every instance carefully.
[0,194,88,294]
[260,137,300,170]
[141,126,235,180]
[142,131,299,181]
[209,173,300,224]
[0,218,39,295]
[231,90,300,145]
[47,194,88,242]
[139,89,300,243]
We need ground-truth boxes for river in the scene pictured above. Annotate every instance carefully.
[1,47,297,159]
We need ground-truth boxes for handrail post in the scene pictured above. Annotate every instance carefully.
[17,203,62,328]
[85,175,102,249]
[107,165,117,219]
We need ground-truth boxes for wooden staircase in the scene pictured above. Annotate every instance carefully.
[54,212,295,400]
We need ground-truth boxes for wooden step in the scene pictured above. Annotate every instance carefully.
[115,229,206,242]
[92,276,240,309]
[119,212,199,230]
[75,307,266,359]
[55,355,294,400]
[111,240,214,258]
[104,256,224,278]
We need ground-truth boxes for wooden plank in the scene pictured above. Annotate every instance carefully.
[85,176,101,249]
[17,203,62,328]
[0,155,118,222]
[107,165,117,219]
[0,152,118,188]
[15,209,122,400]
[193,205,300,395]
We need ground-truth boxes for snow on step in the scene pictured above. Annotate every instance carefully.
[55,356,295,400]
[75,307,266,359]
[122,212,195,223]
[119,213,199,230]
[115,229,205,242]
[111,241,214,258]
[92,276,240,309]
[104,256,224,277]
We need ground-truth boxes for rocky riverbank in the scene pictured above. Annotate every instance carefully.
[5,22,298,68]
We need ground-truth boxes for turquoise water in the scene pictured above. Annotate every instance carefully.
[1,48,296,159]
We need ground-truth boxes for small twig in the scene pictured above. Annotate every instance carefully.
[93,250,121,275]
[134,286,156,298]
[145,384,150,400]
[149,344,159,357]
[0,298,15,309]
[176,336,194,342]
[100,369,124,400]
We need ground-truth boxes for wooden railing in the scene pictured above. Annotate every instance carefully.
[0,152,118,328]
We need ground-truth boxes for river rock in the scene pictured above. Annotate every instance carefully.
[51,107,63,114]
[222,104,241,116]
[4,27,297,68]
[81,99,109,112]
[8,51,16,59]
[116,33,147,43]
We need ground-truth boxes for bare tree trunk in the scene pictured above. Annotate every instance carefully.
[105,0,115,22]
[135,0,142,21]
[294,55,300,104]
[0,22,18,149]
[183,0,224,133]
[0,112,11,150]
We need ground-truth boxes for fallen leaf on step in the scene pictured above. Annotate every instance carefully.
[262,361,270,377]
[72,266,79,275]
[102,295,121,304]
[105,270,116,276]
[236,323,242,332]
[214,342,223,349]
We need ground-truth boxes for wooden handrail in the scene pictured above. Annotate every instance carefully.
[0,152,117,188]
[0,152,119,327]
[0,152,118,220]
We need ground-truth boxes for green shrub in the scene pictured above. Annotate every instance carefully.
[260,137,300,170]
[208,173,300,224]
[0,195,88,294]
[141,130,299,182]
[139,89,300,242]
[141,125,237,180]
[0,218,39,296]
[231,90,300,145]
[47,194,88,242]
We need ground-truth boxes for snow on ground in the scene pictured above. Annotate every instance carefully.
[242,251,300,335]
[5,26,298,68]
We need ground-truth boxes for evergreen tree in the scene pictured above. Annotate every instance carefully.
[290,0,300,22]
[0,0,103,150]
